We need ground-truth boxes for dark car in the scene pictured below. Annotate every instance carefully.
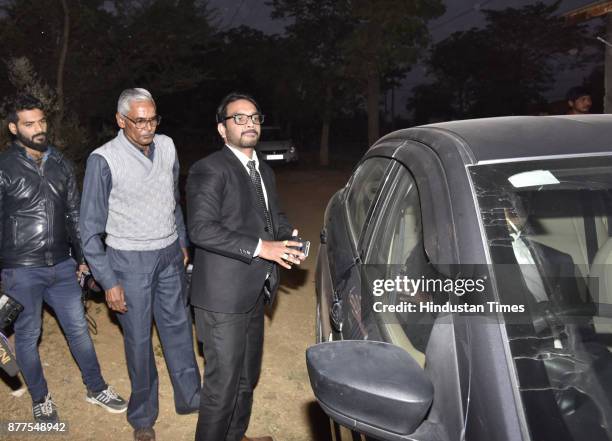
[309,115,612,441]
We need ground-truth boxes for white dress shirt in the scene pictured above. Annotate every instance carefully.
[509,220,549,303]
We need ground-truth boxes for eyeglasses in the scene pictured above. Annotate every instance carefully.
[223,113,265,125]
[121,114,162,129]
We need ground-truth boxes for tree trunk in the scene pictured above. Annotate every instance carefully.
[319,84,332,166]
[606,13,612,113]
[366,67,380,146]
[56,0,70,123]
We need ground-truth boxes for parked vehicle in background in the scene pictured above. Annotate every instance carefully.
[308,115,612,441]
[256,126,298,163]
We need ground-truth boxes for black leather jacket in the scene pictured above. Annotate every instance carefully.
[0,143,85,268]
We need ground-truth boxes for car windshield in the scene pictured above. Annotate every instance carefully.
[470,156,612,441]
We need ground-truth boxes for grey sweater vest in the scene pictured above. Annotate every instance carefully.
[92,130,178,251]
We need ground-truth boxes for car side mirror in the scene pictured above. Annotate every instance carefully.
[306,340,433,440]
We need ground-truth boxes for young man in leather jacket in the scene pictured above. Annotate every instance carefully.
[0,94,127,422]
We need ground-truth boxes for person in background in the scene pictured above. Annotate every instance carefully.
[566,86,592,114]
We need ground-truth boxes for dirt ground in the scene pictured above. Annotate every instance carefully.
[0,165,351,441]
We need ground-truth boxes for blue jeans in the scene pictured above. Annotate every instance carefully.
[1,257,106,402]
[108,241,201,429]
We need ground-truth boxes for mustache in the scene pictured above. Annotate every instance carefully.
[32,132,47,139]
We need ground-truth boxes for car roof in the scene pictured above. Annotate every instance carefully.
[376,115,612,164]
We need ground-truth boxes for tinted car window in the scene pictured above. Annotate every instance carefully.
[363,166,436,364]
[345,157,391,245]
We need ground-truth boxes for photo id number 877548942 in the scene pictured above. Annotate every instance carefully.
[0,421,68,434]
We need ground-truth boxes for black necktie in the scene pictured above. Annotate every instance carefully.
[247,160,272,233]
[247,160,274,302]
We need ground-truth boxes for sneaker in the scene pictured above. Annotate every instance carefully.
[32,393,59,422]
[86,385,128,413]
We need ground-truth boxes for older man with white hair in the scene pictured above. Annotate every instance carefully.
[80,88,201,441]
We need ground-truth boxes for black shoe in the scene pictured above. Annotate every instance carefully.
[176,407,199,415]
[32,393,59,423]
[134,427,156,441]
[86,385,128,413]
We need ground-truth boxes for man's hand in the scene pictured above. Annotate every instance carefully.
[76,263,89,279]
[259,237,306,270]
[105,284,127,313]
[181,247,190,267]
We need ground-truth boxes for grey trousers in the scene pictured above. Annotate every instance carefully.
[110,241,201,429]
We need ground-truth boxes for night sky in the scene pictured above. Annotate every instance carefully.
[209,0,603,114]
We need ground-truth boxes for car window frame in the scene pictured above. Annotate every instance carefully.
[361,165,433,365]
[362,165,421,265]
[359,141,459,268]
[342,152,399,257]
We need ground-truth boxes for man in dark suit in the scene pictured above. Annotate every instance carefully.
[186,92,306,441]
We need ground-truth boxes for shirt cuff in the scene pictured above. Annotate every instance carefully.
[254,239,262,257]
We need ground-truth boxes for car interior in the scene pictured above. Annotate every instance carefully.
[525,190,612,338]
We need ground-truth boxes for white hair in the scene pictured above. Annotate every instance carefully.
[117,88,155,115]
